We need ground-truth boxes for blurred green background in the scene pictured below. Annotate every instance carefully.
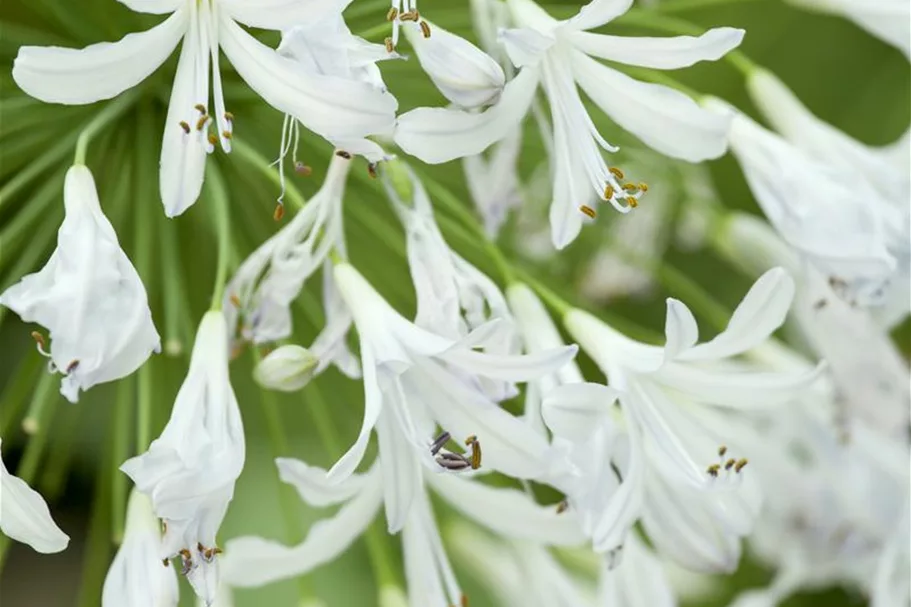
[0,0,907,605]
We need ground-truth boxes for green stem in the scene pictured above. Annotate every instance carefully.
[20,371,57,439]
[207,163,233,311]
[0,352,42,437]
[0,127,79,209]
[136,357,154,454]
[112,377,133,544]
[73,90,139,165]
[76,414,115,607]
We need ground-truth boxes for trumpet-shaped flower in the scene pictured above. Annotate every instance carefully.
[395,0,744,248]
[0,438,69,554]
[121,310,244,606]
[707,98,899,308]
[785,0,910,58]
[12,0,397,216]
[102,489,179,607]
[0,165,160,403]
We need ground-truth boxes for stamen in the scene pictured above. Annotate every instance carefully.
[706,464,720,477]
[294,161,312,177]
[461,595,469,607]
[420,20,432,38]
[179,121,191,134]
[194,103,207,114]
[638,182,649,192]
[30,330,49,356]
[386,7,398,20]
[608,167,624,180]
[222,131,233,140]
[65,360,79,374]
[207,134,219,147]
[603,184,615,199]
[435,453,471,471]
[367,163,378,179]
[400,10,419,21]
[430,431,451,455]
[273,203,285,222]
[224,111,235,123]
[718,445,728,457]
[195,115,209,131]
[229,294,242,308]
[626,197,638,209]
[162,558,170,568]
[579,205,597,219]
[335,150,352,159]
[385,37,395,53]
[465,435,481,470]
[734,458,748,472]
[556,500,569,514]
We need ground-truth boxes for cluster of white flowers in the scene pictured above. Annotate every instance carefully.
[0,0,907,606]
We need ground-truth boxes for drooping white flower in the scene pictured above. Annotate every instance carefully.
[102,489,179,607]
[745,70,910,324]
[224,153,353,348]
[12,0,397,216]
[714,212,911,439]
[785,0,910,58]
[121,310,244,606]
[0,438,69,554]
[253,344,319,392]
[0,164,160,403]
[327,261,578,528]
[395,0,744,248]
[706,97,899,308]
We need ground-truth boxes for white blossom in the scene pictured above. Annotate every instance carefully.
[0,164,159,403]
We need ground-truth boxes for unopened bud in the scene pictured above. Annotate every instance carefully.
[253,345,319,392]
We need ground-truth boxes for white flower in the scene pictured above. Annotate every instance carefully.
[395,0,744,248]
[0,438,69,553]
[785,0,910,58]
[715,212,910,439]
[121,310,244,606]
[0,164,160,403]
[707,97,899,308]
[328,261,578,528]
[102,489,179,607]
[745,70,910,323]
[253,345,319,392]
[402,19,506,108]
[12,0,397,216]
[224,153,353,347]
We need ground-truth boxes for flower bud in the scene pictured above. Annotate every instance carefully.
[254,345,319,392]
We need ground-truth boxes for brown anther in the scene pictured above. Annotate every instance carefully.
[231,343,246,360]
[420,20,432,38]
[31,331,46,349]
[718,445,728,457]
[179,121,191,134]
[461,595,469,607]
[734,458,749,473]
[367,163,378,179]
[224,111,235,123]
[214,547,223,555]
[622,183,638,193]
[207,133,219,146]
[464,435,477,445]
[197,542,204,552]
[335,150,352,159]
[626,197,638,209]
[706,464,720,477]
[229,294,242,308]
[400,10,419,21]
[179,548,192,559]
[273,203,285,222]
[196,115,209,131]
[579,204,597,219]
[386,7,398,20]
[294,161,312,176]
[194,103,207,114]
[466,436,481,470]
[222,130,233,140]
[65,360,79,374]
[162,558,170,567]
[724,458,736,470]
[608,167,625,180]
[638,182,649,192]
[384,37,395,53]
[556,500,569,514]
[603,184,615,199]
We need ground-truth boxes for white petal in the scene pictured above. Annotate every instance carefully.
[222,469,382,588]
[221,0,352,30]
[542,382,618,442]
[663,299,699,362]
[572,51,730,162]
[681,268,794,361]
[506,0,561,31]
[427,473,588,546]
[440,343,578,382]
[598,535,675,607]
[0,441,69,553]
[404,20,505,109]
[375,410,421,533]
[569,28,744,69]
[12,10,186,104]
[276,458,367,507]
[117,0,181,13]
[394,66,539,164]
[218,15,397,142]
[499,27,556,68]
[565,0,634,31]
[591,422,645,552]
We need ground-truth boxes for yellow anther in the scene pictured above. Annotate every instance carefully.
[622,183,638,193]
[609,167,625,180]
[273,203,285,222]
[706,464,721,477]
[229,294,242,308]
[384,37,395,53]
[194,103,206,114]
[718,445,728,457]
[196,115,209,131]
[386,7,398,20]
[638,182,649,192]
[603,184,615,199]
[224,111,235,123]
[579,204,597,219]
[734,458,749,473]
[207,133,219,146]
[626,197,638,209]
[724,458,736,470]
[222,130,232,140]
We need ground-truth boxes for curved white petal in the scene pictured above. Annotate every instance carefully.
[542,382,618,442]
[663,299,699,362]
[565,0,634,31]
[0,441,69,553]
[12,10,186,104]
[569,27,744,69]
[591,421,645,553]
[440,344,578,382]
[428,473,587,546]
[218,15,397,142]
[404,20,505,109]
[394,66,539,164]
[506,0,560,31]
[500,27,556,68]
[598,535,676,607]
[222,469,382,588]
[572,52,730,162]
[681,268,794,361]
[375,410,421,533]
[117,0,181,13]
[221,0,352,30]
[276,458,367,507]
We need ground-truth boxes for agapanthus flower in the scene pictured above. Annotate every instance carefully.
[12,0,396,216]
[0,438,69,554]
[395,0,744,247]
[0,164,159,403]
[121,310,244,605]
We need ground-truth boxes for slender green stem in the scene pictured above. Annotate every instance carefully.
[76,414,115,607]
[136,358,154,454]
[0,126,79,209]
[112,378,133,544]
[73,90,140,165]
[20,371,57,439]
[38,400,81,501]
[0,353,42,437]
[207,163,233,311]
[160,220,193,356]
